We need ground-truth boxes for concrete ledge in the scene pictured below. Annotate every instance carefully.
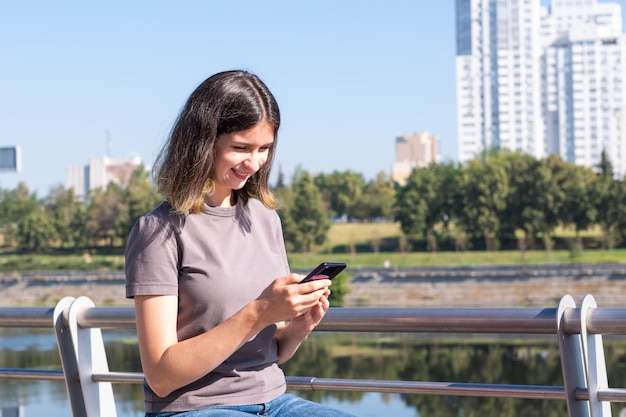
[1,264,625,308]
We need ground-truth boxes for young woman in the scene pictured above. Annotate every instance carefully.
[125,70,356,417]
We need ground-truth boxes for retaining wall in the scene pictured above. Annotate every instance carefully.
[1,264,625,308]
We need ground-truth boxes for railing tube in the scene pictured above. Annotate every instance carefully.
[0,368,65,380]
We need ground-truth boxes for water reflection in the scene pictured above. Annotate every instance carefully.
[282,333,626,416]
[1,329,626,416]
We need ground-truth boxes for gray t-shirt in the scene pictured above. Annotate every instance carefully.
[125,198,290,412]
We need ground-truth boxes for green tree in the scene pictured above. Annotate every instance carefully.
[45,185,88,249]
[495,151,567,250]
[15,205,58,252]
[121,167,162,242]
[500,152,537,247]
[435,161,462,230]
[5,183,58,252]
[0,187,23,247]
[395,164,445,251]
[429,161,463,250]
[614,178,626,246]
[314,170,365,220]
[458,151,510,251]
[350,171,395,221]
[284,169,330,252]
[86,184,128,248]
[558,163,597,242]
[594,150,621,249]
[1,183,37,218]
[531,155,569,251]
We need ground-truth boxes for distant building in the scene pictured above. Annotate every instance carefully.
[0,146,21,172]
[541,0,626,175]
[392,132,439,186]
[1,404,24,417]
[66,155,142,199]
[456,0,626,177]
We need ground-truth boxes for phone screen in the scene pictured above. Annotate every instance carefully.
[300,262,347,283]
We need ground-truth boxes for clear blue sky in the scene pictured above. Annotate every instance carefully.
[0,1,624,195]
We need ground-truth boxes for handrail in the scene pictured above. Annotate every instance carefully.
[6,305,626,335]
[4,305,626,335]
[0,295,625,416]
[0,368,65,380]
[0,306,55,327]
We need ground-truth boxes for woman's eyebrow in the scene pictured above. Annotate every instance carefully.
[231,139,275,146]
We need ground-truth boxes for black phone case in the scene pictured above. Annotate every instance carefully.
[300,262,347,283]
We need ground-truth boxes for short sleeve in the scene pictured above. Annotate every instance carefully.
[125,213,180,298]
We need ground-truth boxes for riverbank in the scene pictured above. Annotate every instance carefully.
[1,263,625,308]
[343,263,626,308]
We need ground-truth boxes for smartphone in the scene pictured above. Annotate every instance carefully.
[300,262,347,283]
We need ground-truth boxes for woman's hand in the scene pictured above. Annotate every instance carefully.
[285,286,330,339]
[270,274,332,363]
[253,274,332,327]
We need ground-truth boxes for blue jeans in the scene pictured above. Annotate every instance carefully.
[146,393,356,417]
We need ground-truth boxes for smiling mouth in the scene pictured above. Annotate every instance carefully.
[232,169,251,180]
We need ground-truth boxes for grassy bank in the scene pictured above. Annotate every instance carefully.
[1,248,625,272]
[289,222,626,269]
[1,222,625,271]
[288,248,626,269]
[0,252,125,271]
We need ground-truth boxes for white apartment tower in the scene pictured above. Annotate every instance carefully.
[542,0,626,175]
[456,0,544,162]
[456,0,626,177]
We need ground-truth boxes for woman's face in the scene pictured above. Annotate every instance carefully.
[210,121,275,207]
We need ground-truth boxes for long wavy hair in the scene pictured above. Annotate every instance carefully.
[153,70,281,214]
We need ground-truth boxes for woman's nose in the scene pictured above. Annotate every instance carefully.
[244,151,265,171]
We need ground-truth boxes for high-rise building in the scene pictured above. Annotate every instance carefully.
[456,0,544,163]
[542,0,626,175]
[456,0,626,177]
[392,132,439,185]
[66,155,142,199]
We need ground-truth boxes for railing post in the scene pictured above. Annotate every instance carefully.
[55,297,118,417]
[68,296,118,417]
[54,296,88,417]
[557,294,590,417]
[580,295,611,417]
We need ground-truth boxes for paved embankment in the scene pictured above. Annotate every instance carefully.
[0,263,625,308]
[0,270,131,307]
[343,263,626,308]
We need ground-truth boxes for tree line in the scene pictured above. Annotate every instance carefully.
[394,149,626,252]
[0,169,161,253]
[0,149,624,253]
[0,164,394,253]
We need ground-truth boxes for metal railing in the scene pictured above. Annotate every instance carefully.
[0,294,625,416]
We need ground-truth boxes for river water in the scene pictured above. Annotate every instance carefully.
[0,381,419,417]
[2,328,626,416]
[0,329,421,417]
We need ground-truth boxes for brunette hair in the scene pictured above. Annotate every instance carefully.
[153,70,280,214]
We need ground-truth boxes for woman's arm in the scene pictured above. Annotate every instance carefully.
[134,275,331,398]
[135,294,267,397]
